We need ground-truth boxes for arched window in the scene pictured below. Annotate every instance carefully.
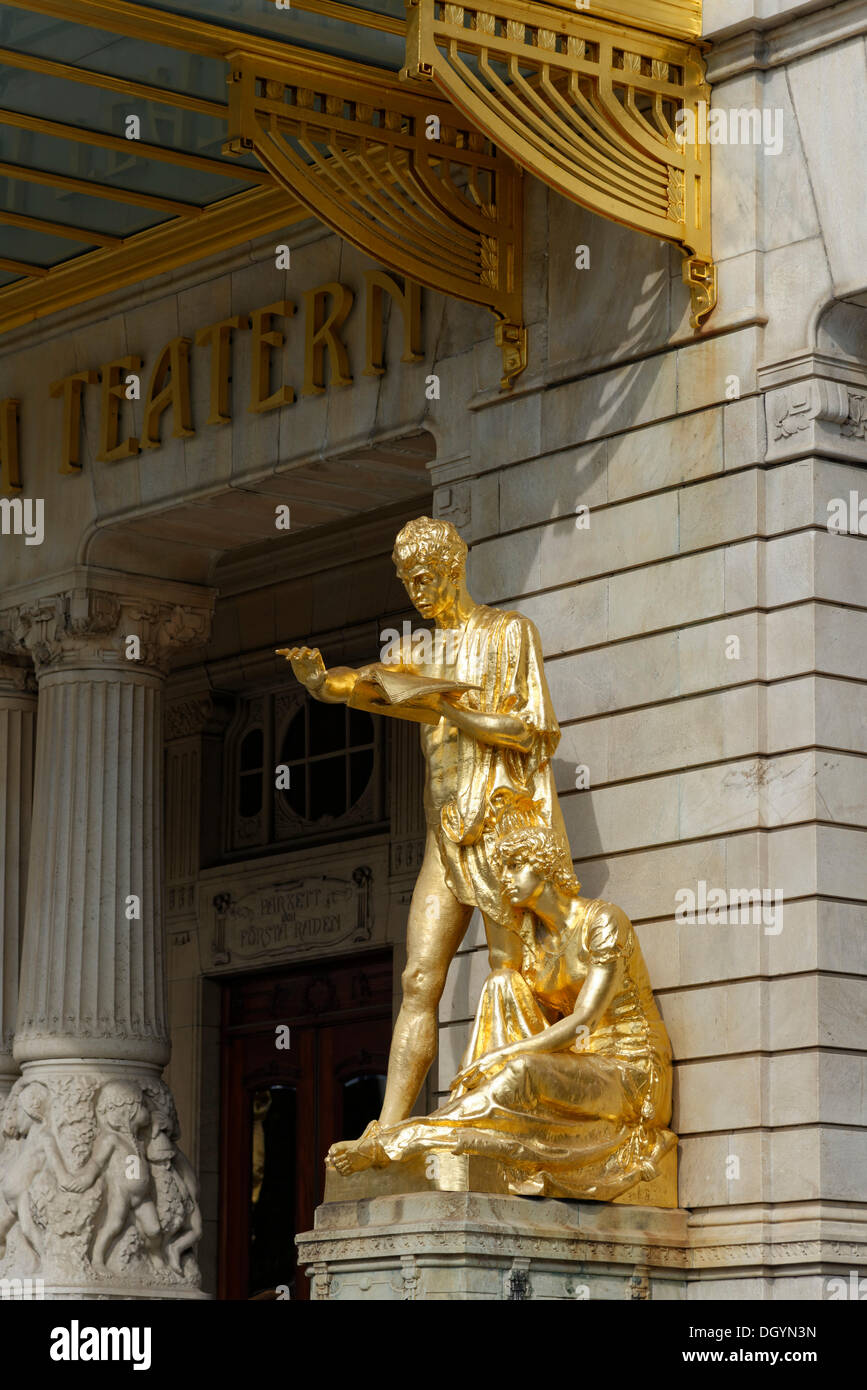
[278,704,375,824]
[227,689,382,854]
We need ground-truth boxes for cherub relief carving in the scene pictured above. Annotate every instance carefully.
[0,1075,202,1285]
[61,1080,163,1273]
[0,1082,79,1259]
[141,1080,202,1277]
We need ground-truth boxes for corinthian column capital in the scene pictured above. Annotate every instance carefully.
[0,656,36,696]
[0,572,215,678]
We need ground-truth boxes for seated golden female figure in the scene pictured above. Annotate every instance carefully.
[328,823,676,1202]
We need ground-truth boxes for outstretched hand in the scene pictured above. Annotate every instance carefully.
[276,645,326,691]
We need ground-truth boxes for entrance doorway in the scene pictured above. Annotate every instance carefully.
[218,949,392,1300]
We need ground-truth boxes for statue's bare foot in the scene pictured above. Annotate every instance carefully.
[327,1139,376,1175]
[326,1121,384,1175]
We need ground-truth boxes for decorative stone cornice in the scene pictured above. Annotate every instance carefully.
[704,0,867,82]
[0,583,214,678]
[758,352,867,463]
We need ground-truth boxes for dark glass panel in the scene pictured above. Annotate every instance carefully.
[0,62,263,178]
[281,707,306,763]
[283,773,307,820]
[0,223,93,265]
[0,127,255,206]
[348,707,374,748]
[238,773,261,819]
[0,15,230,99]
[249,1087,296,1298]
[309,754,346,821]
[143,1,405,70]
[308,699,345,758]
[341,1074,387,1141]
[239,727,263,773]
[0,171,168,238]
[349,748,373,804]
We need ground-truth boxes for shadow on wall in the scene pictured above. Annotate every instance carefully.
[814,293,867,363]
[544,195,685,375]
[550,754,609,901]
[461,213,681,909]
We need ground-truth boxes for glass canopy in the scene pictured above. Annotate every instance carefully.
[0,0,414,325]
[0,0,706,336]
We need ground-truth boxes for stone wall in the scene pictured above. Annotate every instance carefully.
[435,0,867,1296]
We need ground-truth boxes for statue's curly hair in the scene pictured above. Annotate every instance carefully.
[494,825,582,897]
[392,516,468,581]
[96,1080,143,1135]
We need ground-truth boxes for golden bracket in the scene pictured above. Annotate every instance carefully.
[224,51,526,389]
[403,0,717,331]
[682,255,717,329]
[495,320,527,391]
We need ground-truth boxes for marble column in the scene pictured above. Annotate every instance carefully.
[0,659,36,1106]
[0,579,213,1299]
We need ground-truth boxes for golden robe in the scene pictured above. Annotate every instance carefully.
[368,901,676,1201]
[421,605,565,928]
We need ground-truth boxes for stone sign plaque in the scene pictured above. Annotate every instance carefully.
[205,866,374,971]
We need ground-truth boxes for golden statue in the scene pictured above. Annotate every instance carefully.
[278,516,676,1205]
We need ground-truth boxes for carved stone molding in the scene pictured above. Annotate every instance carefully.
[759,354,867,464]
[164,694,231,742]
[309,1261,332,1301]
[0,1065,202,1295]
[0,658,36,697]
[505,1256,531,1300]
[434,481,471,532]
[0,585,214,679]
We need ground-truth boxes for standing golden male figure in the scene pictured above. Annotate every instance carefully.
[278,516,676,1203]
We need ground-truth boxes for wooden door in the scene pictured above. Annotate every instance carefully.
[218,950,392,1300]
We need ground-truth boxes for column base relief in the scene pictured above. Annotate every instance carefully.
[0,1059,205,1299]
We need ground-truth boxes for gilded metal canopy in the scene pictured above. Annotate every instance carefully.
[0,0,714,385]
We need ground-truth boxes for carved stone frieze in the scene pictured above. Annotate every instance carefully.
[761,357,867,463]
[841,392,867,439]
[769,379,852,440]
[400,1254,420,1301]
[0,586,213,678]
[164,696,216,742]
[309,1261,332,1301]
[0,1069,201,1292]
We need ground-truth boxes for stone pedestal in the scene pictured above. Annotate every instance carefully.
[297,1193,688,1300]
[0,577,213,1299]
